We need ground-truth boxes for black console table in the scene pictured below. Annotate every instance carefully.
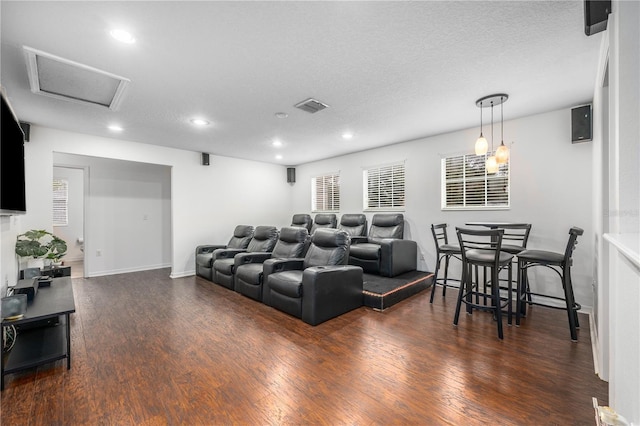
[1,277,75,390]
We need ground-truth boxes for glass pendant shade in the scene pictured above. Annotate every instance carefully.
[495,142,509,164]
[475,134,488,155]
[485,156,498,174]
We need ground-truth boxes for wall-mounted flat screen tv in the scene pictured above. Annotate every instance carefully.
[1,87,27,215]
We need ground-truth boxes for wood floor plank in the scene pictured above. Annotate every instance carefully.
[1,268,607,425]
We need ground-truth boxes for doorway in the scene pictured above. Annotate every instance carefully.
[52,166,85,278]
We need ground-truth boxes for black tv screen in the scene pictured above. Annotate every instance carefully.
[1,87,27,215]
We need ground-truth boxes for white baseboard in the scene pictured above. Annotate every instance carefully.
[87,263,171,278]
[170,270,196,279]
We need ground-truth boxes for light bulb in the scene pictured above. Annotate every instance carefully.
[475,135,488,156]
[486,156,499,174]
[496,142,509,164]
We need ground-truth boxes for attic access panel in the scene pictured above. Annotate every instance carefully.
[24,46,130,110]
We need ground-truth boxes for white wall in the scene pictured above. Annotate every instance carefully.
[0,125,291,280]
[603,0,640,422]
[292,108,595,309]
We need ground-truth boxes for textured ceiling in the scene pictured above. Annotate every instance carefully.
[0,1,603,166]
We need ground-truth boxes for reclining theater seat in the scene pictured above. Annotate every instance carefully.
[291,214,312,232]
[234,226,310,301]
[212,226,279,290]
[262,228,364,326]
[338,213,368,237]
[195,225,254,281]
[310,213,337,234]
[348,213,417,277]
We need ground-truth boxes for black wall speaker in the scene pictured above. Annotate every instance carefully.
[572,105,592,143]
[287,167,296,183]
[19,122,30,142]
[584,0,611,36]
[201,152,210,166]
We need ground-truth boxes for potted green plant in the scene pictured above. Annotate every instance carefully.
[15,230,68,267]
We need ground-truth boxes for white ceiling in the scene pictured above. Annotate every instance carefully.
[1,1,603,166]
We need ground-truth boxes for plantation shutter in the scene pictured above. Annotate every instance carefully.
[312,173,340,212]
[364,162,405,210]
[442,152,509,209]
[52,178,69,226]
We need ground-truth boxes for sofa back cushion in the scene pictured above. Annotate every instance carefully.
[246,226,279,252]
[304,228,349,268]
[227,225,254,249]
[272,227,309,258]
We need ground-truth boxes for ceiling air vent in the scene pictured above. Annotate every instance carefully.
[294,98,329,114]
[23,46,130,111]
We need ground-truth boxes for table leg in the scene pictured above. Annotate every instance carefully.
[66,314,71,369]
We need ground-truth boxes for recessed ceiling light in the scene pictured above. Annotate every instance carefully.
[275,112,288,119]
[190,118,210,127]
[108,125,124,132]
[272,140,283,147]
[110,29,136,44]
[275,154,283,160]
[342,132,354,140]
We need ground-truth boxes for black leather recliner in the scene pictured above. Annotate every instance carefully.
[212,226,279,290]
[348,213,417,277]
[234,227,310,301]
[263,228,363,326]
[291,214,312,232]
[310,213,337,234]
[338,214,367,237]
[195,225,254,281]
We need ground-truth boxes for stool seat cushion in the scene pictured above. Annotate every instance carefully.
[466,249,513,265]
[501,244,526,254]
[517,249,564,265]
[439,243,461,254]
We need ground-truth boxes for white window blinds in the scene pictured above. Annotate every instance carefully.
[364,162,405,210]
[312,173,340,212]
[441,152,510,209]
[52,178,69,226]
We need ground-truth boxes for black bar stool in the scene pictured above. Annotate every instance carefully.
[516,227,584,341]
[453,227,514,340]
[429,223,462,303]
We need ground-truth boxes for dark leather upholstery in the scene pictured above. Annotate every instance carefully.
[310,213,337,234]
[263,228,363,325]
[212,226,278,290]
[338,214,367,237]
[195,225,254,280]
[348,213,417,277]
[234,227,310,301]
[291,214,312,232]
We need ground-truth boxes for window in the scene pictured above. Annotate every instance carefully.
[311,173,340,212]
[52,178,69,226]
[363,162,405,210]
[441,152,510,210]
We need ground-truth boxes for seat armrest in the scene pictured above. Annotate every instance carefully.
[263,258,305,275]
[212,248,246,260]
[301,265,363,325]
[378,239,418,277]
[350,236,368,245]
[196,244,226,255]
[234,252,273,268]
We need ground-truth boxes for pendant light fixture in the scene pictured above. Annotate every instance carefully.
[474,93,509,174]
[495,95,509,163]
[475,101,488,155]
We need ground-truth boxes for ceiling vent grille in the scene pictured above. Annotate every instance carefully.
[294,98,329,114]
[23,46,130,111]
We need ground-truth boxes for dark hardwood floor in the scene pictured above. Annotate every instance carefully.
[1,268,607,425]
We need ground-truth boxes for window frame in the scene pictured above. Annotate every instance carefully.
[441,151,510,211]
[363,161,406,212]
[311,172,340,213]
